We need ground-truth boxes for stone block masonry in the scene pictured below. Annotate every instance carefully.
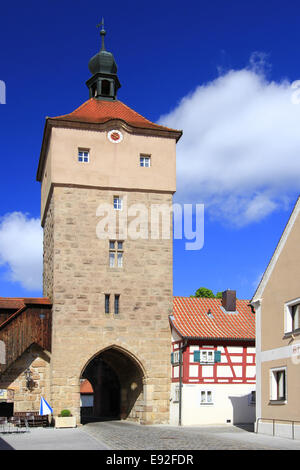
[43,185,173,424]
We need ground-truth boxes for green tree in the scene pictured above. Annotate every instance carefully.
[191,288,224,299]
[192,287,215,298]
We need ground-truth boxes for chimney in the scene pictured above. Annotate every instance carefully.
[222,290,236,312]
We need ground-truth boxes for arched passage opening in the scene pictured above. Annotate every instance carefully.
[80,347,145,424]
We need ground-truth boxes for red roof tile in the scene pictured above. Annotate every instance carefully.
[51,98,179,133]
[171,297,255,341]
[80,379,93,394]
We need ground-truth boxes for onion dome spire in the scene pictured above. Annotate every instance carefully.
[86,19,121,101]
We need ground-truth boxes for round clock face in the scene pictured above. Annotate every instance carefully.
[107,129,123,143]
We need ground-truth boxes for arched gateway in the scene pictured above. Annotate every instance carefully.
[80,347,145,423]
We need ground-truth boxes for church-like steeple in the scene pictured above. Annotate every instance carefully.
[86,19,121,101]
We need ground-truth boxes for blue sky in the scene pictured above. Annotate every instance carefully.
[0,0,300,300]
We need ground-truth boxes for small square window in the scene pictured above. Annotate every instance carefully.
[78,149,89,163]
[199,350,214,363]
[140,155,151,167]
[113,196,122,210]
[200,390,213,405]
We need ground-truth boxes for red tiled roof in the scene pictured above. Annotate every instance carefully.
[172,297,255,341]
[37,98,182,182]
[51,98,179,133]
[80,379,93,394]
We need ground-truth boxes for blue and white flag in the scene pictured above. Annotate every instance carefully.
[39,396,53,415]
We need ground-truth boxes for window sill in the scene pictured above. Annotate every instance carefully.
[283,329,300,339]
[269,400,287,405]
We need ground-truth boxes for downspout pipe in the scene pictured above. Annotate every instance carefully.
[179,339,188,426]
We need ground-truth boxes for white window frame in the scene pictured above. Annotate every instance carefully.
[78,149,89,163]
[173,350,181,365]
[113,196,123,210]
[200,350,214,363]
[284,297,300,334]
[200,390,214,405]
[140,155,151,167]
[174,385,180,403]
[270,367,287,403]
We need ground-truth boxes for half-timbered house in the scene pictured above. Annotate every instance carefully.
[169,290,256,425]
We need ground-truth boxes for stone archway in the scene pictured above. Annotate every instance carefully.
[80,346,145,423]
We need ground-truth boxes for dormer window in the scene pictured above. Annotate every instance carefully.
[140,155,151,167]
[78,149,89,163]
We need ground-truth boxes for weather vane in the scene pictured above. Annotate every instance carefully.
[96,17,105,32]
[96,17,106,51]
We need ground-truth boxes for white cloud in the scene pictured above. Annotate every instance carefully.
[0,212,42,291]
[158,55,300,226]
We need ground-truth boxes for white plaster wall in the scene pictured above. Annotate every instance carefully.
[170,383,256,426]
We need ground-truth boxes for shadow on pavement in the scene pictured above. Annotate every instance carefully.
[0,436,15,450]
[233,423,255,432]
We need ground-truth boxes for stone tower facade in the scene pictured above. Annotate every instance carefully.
[37,28,182,424]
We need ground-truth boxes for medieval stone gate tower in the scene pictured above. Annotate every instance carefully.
[36,25,182,424]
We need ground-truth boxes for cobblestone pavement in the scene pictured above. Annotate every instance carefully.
[82,420,300,450]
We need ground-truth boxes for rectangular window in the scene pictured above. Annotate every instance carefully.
[270,368,287,402]
[291,304,300,331]
[109,240,124,268]
[78,149,89,163]
[249,391,256,405]
[285,299,300,333]
[117,252,123,268]
[172,350,181,365]
[174,385,180,402]
[140,155,151,167]
[109,252,115,268]
[113,196,122,210]
[200,390,213,405]
[105,294,110,314]
[114,295,120,315]
[199,350,214,363]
